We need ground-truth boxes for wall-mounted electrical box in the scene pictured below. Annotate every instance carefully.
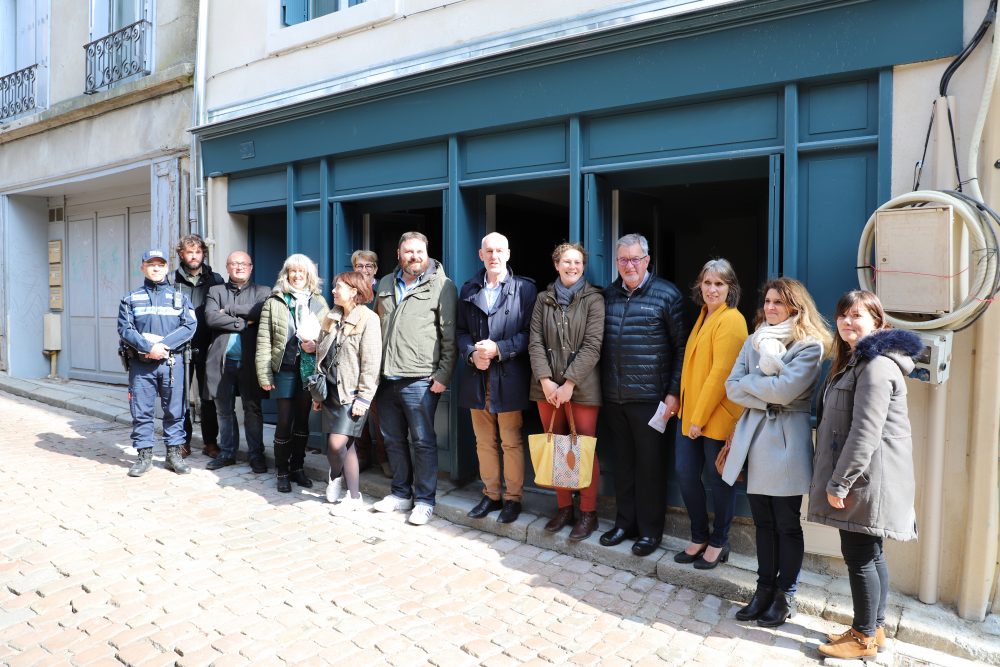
[43,313,62,352]
[875,206,961,315]
[908,330,953,384]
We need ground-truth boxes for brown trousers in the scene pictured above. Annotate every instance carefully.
[470,386,525,502]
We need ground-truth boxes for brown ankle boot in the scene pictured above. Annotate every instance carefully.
[827,625,885,646]
[544,506,575,533]
[568,511,598,541]
[818,627,878,659]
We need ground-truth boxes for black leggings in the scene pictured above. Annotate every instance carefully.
[839,530,889,636]
[275,387,311,441]
[748,494,804,594]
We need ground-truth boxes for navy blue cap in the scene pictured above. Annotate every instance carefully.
[142,249,167,263]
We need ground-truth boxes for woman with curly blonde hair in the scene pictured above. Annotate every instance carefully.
[724,277,831,627]
[256,254,329,492]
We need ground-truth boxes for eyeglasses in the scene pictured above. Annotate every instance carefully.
[228,261,252,268]
[354,263,377,270]
[616,255,648,267]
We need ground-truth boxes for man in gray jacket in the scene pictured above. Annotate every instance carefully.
[373,231,457,526]
[204,251,271,473]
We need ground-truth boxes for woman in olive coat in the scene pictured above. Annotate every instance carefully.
[527,242,604,541]
[256,254,329,493]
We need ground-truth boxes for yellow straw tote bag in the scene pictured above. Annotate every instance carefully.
[528,402,597,490]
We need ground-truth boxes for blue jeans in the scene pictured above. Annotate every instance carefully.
[377,378,441,506]
[674,425,737,548]
[214,359,264,462]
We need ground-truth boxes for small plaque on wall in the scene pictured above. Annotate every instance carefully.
[48,240,62,264]
[49,287,63,310]
[48,264,62,287]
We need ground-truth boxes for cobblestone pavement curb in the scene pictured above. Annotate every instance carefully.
[0,390,988,666]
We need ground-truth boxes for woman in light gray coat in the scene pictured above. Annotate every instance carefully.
[724,278,832,628]
[810,291,921,660]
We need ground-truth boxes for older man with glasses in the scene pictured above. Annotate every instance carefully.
[204,251,272,472]
[599,233,687,557]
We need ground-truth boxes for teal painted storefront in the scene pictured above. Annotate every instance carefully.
[199,0,963,501]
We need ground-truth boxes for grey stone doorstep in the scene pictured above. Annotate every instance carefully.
[1,373,997,665]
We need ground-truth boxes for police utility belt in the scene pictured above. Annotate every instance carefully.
[118,344,187,371]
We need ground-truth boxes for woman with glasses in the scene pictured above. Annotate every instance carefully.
[351,250,379,306]
[256,254,329,492]
[349,249,391,477]
[674,258,748,569]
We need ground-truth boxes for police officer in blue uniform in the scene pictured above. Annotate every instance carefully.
[118,249,198,477]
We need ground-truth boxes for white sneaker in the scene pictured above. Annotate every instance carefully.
[330,492,364,516]
[408,503,434,526]
[326,473,344,504]
[372,494,414,513]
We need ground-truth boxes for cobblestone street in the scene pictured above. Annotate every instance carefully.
[0,392,978,667]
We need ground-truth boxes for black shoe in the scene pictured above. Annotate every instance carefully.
[496,501,521,524]
[693,544,731,570]
[599,527,637,547]
[127,448,153,477]
[206,457,236,471]
[276,474,292,493]
[288,469,313,488]
[631,537,661,557]
[735,586,776,621]
[249,458,268,474]
[673,544,708,564]
[467,496,503,519]
[757,590,795,627]
[165,446,191,475]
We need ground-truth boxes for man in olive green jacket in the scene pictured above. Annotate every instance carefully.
[372,231,457,526]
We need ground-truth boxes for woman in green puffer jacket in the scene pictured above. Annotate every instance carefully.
[256,254,329,493]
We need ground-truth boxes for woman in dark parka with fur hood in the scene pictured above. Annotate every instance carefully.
[809,290,922,660]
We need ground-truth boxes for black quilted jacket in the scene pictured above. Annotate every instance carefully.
[602,275,687,403]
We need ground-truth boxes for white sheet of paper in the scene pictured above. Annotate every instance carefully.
[647,401,669,433]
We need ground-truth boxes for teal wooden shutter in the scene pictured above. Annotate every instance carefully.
[281,0,308,26]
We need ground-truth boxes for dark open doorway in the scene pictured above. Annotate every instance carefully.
[603,160,774,514]
[491,185,570,289]
[613,161,772,325]
[360,191,445,280]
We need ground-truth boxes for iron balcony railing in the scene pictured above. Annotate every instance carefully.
[84,19,152,94]
[0,64,38,122]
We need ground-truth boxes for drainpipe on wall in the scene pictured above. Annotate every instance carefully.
[918,96,958,606]
[189,0,209,239]
[959,64,1000,622]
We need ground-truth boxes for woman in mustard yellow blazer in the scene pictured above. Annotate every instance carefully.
[674,258,748,569]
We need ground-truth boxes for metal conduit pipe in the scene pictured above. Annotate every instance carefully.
[189,0,209,239]
[960,6,1000,618]
[855,10,1000,613]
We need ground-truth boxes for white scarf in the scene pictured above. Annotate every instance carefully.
[290,289,320,342]
[751,316,797,376]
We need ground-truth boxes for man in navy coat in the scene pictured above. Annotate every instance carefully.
[457,233,537,524]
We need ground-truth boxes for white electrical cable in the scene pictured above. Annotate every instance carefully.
[857,15,1000,331]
